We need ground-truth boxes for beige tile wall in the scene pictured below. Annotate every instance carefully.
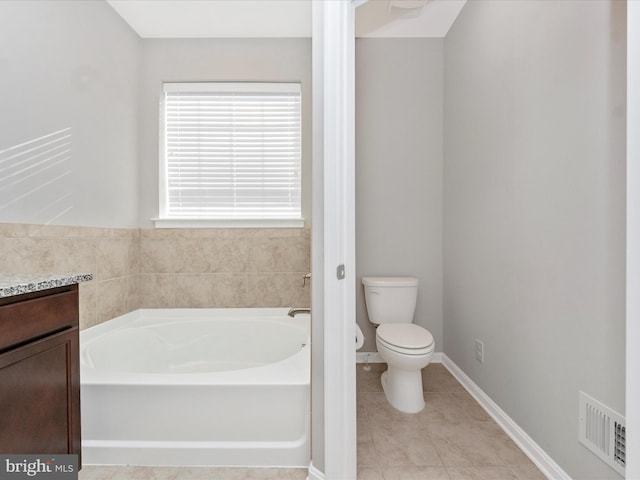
[0,224,311,330]
[0,223,139,330]
[138,228,311,309]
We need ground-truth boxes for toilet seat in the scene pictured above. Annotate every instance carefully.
[376,324,434,355]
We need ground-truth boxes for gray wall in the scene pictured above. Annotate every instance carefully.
[0,1,140,228]
[356,39,443,352]
[443,1,626,478]
[138,38,312,228]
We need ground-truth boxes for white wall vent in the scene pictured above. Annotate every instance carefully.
[579,391,625,476]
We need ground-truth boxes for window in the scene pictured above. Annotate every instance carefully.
[157,82,302,227]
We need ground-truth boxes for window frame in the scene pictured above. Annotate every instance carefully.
[155,81,304,229]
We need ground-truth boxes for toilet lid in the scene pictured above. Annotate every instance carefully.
[376,324,434,350]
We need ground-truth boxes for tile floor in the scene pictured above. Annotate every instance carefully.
[357,363,546,480]
[78,466,307,480]
[79,363,546,480]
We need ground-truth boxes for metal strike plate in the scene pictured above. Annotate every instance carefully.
[336,264,345,280]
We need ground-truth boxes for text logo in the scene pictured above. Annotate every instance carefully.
[0,455,77,480]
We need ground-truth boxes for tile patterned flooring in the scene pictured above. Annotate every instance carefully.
[79,466,307,480]
[357,363,546,480]
[79,363,546,480]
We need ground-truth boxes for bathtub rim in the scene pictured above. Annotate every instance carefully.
[80,307,310,387]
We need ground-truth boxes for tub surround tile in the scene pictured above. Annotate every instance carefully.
[174,238,213,273]
[0,273,93,298]
[138,273,176,308]
[126,275,142,312]
[28,224,96,239]
[79,281,98,329]
[210,238,247,273]
[1,223,311,328]
[285,235,311,272]
[246,272,311,308]
[138,227,311,309]
[224,227,302,239]
[0,223,30,238]
[26,224,138,240]
[210,273,247,307]
[0,238,56,273]
[95,277,130,323]
[140,237,175,273]
[54,238,97,275]
[140,227,226,239]
[246,236,310,273]
[127,236,141,275]
[174,274,213,308]
[26,224,84,239]
[0,224,138,330]
[96,238,130,280]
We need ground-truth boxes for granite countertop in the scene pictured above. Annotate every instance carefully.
[0,273,93,299]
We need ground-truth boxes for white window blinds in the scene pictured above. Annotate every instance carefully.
[162,82,302,221]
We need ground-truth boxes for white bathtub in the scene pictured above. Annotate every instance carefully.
[80,308,310,467]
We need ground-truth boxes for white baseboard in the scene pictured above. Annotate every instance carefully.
[441,354,570,480]
[356,351,384,363]
[356,351,444,364]
[307,462,324,480]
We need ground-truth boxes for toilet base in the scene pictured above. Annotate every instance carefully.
[380,368,425,414]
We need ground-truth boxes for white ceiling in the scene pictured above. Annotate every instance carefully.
[356,0,465,38]
[105,0,466,39]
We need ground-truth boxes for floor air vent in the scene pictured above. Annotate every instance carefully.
[579,391,625,476]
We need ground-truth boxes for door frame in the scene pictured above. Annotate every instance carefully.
[314,1,640,479]
[627,1,640,477]
[311,1,362,479]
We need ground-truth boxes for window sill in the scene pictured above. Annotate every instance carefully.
[152,218,306,229]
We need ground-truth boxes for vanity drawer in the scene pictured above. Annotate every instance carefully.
[0,289,78,352]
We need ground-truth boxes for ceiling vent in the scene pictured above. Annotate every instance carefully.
[387,0,429,16]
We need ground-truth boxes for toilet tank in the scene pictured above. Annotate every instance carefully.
[361,277,418,325]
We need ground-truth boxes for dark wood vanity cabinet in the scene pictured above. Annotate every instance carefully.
[0,285,81,457]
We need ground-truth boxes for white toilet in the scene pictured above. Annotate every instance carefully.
[362,276,434,414]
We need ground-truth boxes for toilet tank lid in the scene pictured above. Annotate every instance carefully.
[361,277,418,287]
